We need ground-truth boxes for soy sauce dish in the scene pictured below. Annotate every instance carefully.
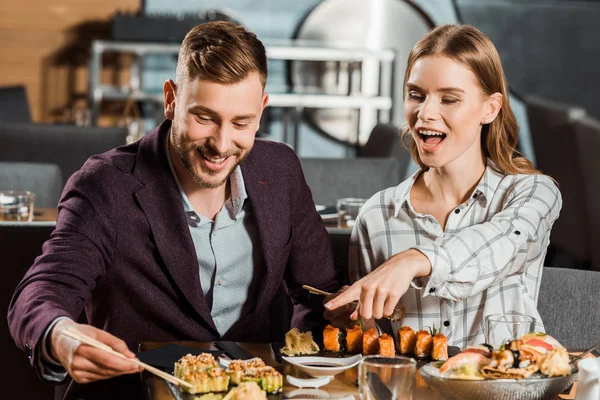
[282,355,363,378]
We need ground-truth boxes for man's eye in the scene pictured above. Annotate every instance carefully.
[233,122,250,128]
[196,116,212,123]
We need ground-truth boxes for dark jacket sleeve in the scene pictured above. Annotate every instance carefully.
[7,161,118,368]
[282,146,341,336]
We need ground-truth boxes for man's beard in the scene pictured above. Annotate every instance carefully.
[171,124,249,189]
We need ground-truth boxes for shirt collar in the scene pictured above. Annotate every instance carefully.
[393,159,506,217]
[165,129,248,223]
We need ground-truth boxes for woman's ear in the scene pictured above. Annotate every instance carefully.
[163,79,177,120]
[482,92,502,124]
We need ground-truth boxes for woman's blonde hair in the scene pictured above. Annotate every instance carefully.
[401,24,539,175]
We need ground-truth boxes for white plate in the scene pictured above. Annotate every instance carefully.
[315,204,326,212]
[282,354,362,378]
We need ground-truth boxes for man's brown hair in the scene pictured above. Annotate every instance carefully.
[175,21,268,88]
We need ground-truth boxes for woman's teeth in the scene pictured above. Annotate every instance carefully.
[419,130,445,136]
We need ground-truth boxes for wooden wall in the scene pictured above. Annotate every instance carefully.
[0,0,140,123]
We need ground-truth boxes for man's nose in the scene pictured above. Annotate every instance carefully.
[212,126,233,154]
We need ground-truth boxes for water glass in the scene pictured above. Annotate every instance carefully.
[359,355,416,400]
[0,191,35,222]
[484,314,536,348]
[337,198,366,228]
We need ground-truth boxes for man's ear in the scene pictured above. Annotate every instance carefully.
[482,92,502,125]
[163,79,177,120]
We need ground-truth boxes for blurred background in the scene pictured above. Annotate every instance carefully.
[1,0,600,397]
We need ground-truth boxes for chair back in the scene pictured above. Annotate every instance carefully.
[538,267,600,349]
[0,162,63,208]
[0,85,31,123]
[526,95,590,268]
[0,122,127,186]
[300,157,403,206]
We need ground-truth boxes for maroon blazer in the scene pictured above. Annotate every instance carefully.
[7,120,340,399]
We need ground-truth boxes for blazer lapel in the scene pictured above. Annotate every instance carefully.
[133,121,217,334]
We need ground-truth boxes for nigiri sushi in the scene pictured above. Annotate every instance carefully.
[363,328,379,355]
[439,352,492,380]
[398,326,417,355]
[323,324,345,352]
[432,333,448,361]
[345,324,363,354]
[414,330,433,358]
[378,333,396,357]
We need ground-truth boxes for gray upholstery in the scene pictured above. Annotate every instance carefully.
[538,267,600,349]
[300,157,404,206]
[0,162,63,208]
[357,123,410,162]
[0,85,31,123]
[574,116,600,272]
[526,95,589,269]
[0,122,127,186]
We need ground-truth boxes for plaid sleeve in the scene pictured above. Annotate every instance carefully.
[348,211,375,282]
[415,174,562,301]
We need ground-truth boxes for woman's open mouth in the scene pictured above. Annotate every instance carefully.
[418,129,447,152]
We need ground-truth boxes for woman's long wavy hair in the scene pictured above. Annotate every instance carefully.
[400,24,540,175]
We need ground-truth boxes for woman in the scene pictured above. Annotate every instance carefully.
[324,24,561,347]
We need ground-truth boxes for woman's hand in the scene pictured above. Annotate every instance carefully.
[323,285,357,328]
[324,249,431,320]
[50,319,143,383]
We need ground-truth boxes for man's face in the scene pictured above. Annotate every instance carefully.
[164,72,268,189]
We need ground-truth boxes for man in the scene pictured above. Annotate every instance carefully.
[8,22,339,399]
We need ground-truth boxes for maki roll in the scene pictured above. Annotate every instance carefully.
[240,366,283,394]
[378,333,396,356]
[225,357,266,385]
[398,326,417,355]
[174,354,230,394]
[323,324,345,352]
[363,328,379,355]
[432,333,449,361]
[345,324,363,354]
[414,330,433,358]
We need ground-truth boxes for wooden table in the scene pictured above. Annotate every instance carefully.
[139,341,580,400]
[33,207,57,222]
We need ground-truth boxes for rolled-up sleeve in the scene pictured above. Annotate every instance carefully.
[415,174,561,301]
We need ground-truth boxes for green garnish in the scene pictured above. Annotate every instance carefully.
[428,325,438,336]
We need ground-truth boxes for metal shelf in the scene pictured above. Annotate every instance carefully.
[88,39,394,150]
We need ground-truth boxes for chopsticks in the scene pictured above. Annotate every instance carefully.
[302,285,406,322]
[62,328,193,389]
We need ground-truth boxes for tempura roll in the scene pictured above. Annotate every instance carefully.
[363,328,379,355]
[323,324,345,352]
[378,333,396,357]
[398,326,417,355]
[415,329,433,358]
[432,333,449,361]
[345,324,363,354]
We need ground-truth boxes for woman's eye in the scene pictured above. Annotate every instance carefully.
[408,92,423,101]
[442,98,459,104]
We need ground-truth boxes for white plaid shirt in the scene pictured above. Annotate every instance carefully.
[349,162,562,348]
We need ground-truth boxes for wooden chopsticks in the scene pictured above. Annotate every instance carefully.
[303,284,406,322]
[62,328,193,389]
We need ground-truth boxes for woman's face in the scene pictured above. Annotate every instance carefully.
[404,55,499,170]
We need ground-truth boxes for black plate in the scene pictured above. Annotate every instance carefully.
[137,344,224,372]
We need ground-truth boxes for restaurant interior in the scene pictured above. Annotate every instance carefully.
[1,0,600,399]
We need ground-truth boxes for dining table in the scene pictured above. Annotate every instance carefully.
[139,341,583,400]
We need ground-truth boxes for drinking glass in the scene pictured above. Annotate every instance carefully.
[336,198,366,228]
[358,355,416,400]
[0,191,35,222]
[484,314,536,348]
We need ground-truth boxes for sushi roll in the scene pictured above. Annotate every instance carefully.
[398,326,417,355]
[345,324,363,354]
[432,333,449,361]
[240,366,283,394]
[414,330,433,358]
[226,357,266,385]
[363,328,379,355]
[174,354,230,394]
[323,324,345,352]
[378,333,396,357]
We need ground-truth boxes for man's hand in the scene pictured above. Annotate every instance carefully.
[324,249,431,320]
[49,319,143,383]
